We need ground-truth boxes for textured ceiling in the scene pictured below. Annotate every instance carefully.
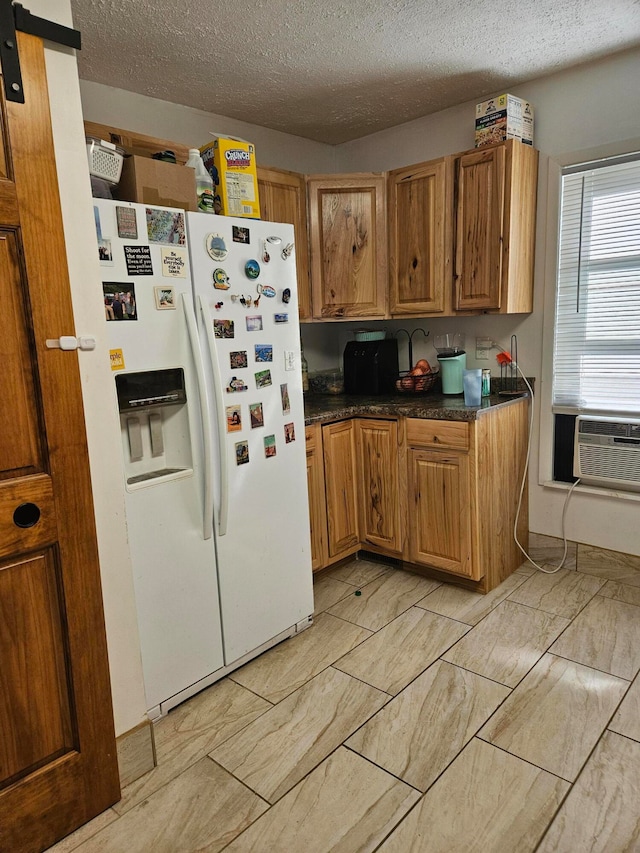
[71,0,640,144]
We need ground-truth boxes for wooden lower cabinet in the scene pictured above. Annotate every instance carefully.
[355,418,402,555]
[322,420,360,560]
[407,447,475,578]
[306,399,528,589]
[305,425,328,571]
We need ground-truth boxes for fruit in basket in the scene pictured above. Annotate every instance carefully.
[415,358,431,372]
[400,376,415,389]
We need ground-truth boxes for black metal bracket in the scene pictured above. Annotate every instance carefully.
[0,1,81,104]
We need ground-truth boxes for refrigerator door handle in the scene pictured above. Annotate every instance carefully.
[198,295,229,537]
[181,293,214,541]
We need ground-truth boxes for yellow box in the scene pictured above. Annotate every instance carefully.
[200,136,260,218]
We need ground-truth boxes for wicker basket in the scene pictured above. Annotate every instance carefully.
[395,369,439,394]
[86,137,125,185]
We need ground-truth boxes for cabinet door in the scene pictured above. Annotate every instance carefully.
[388,158,451,315]
[305,425,328,571]
[258,165,311,321]
[308,174,387,319]
[322,420,359,558]
[454,145,505,311]
[407,448,478,579]
[356,419,402,554]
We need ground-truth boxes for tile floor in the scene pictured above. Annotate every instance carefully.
[49,539,640,852]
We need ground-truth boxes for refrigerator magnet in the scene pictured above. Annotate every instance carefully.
[282,288,291,303]
[103,282,137,321]
[246,315,263,332]
[161,247,187,278]
[245,259,260,279]
[205,233,227,260]
[230,350,248,369]
[280,383,291,414]
[227,376,248,392]
[232,226,250,244]
[125,245,153,276]
[154,286,175,310]
[281,242,294,260]
[235,440,249,466]
[266,235,281,244]
[116,205,138,240]
[214,319,234,339]
[261,240,271,264]
[226,405,242,432]
[274,312,289,324]
[284,422,296,443]
[146,208,185,245]
[249,402,264,428]
[257,284,275,298]
[213,268,231,289]
[264,435,276,458]
[255,369,272,389]
[255,344,273,363]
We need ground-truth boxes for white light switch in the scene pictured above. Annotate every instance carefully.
[284,350,295,370]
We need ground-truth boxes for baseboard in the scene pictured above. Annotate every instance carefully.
[116,719,156,788]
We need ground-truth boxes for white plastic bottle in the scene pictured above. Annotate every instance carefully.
[186,148,215,213]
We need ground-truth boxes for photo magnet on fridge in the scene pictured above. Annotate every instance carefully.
[230,350,248,369]
[226,405,242,433]
[235,440,249,466]
[284,422,296,443]
[254,344,273,363]
[280,383,291,414]
[264,435,276,458]
[246,315,263,332]
[103,282,137,321]
[232,226,250,244]
[274,313,289,324]
[255,369,272,389]
[226,376,248,392]
[154,286,176,309]
[214,319,235,339]
[249,402,264,429]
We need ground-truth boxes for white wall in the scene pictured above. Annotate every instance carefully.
[80,80,337,174]
[33,0,148,736]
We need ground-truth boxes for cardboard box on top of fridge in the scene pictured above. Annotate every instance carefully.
[199,135,260,218]
[475,94,534,147]
[115,155,198,211]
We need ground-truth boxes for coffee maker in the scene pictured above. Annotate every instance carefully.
[434,333,466,394]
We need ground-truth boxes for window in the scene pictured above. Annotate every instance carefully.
[553,155,640,415]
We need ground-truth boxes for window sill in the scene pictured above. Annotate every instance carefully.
[542,479,640,503]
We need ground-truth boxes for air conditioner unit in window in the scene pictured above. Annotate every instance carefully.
[574,415,640,492]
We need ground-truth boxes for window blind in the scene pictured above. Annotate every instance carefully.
[553,156,640,414]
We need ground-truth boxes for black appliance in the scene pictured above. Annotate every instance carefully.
[343,339,399,394]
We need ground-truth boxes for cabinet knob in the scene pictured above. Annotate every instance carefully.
[13,502,41,529]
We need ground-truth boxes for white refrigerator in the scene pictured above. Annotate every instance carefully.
[94,199,313,718]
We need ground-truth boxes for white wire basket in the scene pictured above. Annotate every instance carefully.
[86,137,125,184]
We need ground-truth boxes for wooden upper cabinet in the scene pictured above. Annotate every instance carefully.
[454,140,538,314]
[308,174,387,320]
[388,157,452,316]
[257,165,311,321]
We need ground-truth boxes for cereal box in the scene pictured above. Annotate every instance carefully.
[200,136,260,218]
[475,94,534,147]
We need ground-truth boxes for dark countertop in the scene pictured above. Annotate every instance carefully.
[304,390,529,425]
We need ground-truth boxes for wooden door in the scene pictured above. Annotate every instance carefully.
[305,425,328,572]
[356,419,402,555]
[0,33,120,852]
[258,165,312,321]
[322,421,359,559]
[388,158,452,315]
[308,174,387,319]
[407,448,477,578]
[454,144,505,311]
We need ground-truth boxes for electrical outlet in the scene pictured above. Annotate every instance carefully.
[476,336,492,360]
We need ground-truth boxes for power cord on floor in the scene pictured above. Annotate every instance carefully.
[490,343,580,574]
